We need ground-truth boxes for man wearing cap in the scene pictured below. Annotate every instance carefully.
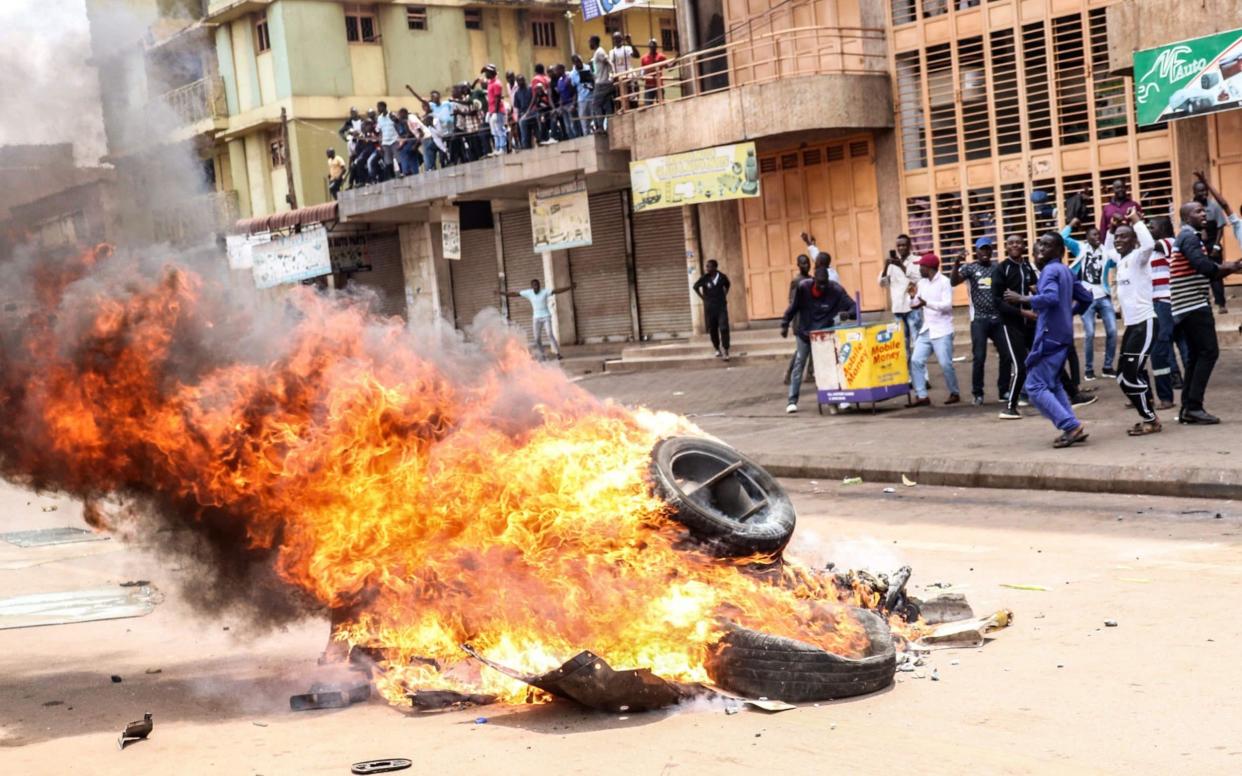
[1003,232,1094,448]
[951,236,1005,405]
[908,253,961,407]
[640,39,668,106]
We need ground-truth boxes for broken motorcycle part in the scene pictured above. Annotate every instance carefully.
[407,690,497,710]
[648,436,796,557]
[117,712,153,750]
[351,759,413,774]
[288,681,371,711]
[462,645,701,712]
[705,607,896,702]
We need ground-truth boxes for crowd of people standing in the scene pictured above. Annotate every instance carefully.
[326,33,671,197]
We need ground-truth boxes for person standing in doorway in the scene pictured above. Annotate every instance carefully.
[1064,220,1117,380]
[500,279,575,361]
[908,253,961,407]
[780,266,857,413]
[951,236,1005,405]
[693,260,732,361]
[1109,208,1161,435]
[879,234,923,360]
[1003,232,1094,447]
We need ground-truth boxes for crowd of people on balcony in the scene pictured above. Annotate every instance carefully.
[326,32,671,198]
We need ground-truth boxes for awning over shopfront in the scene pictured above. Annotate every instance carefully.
[234,201,338,235]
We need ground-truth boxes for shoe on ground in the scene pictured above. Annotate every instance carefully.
[723,351,730,362]
[910,396,931,407]
[714,349,723,358]
[1179,408,1221,425]
[1157,400,1176,410]
[1219,305,1229,315]
[555,353,563,361]
[1101,367,1118,378]
[1071,394,1098,408]
[1018,398,1030,407]
[1053,425,1090,448]
[1084,370,1097,381]
[998,409,1022,420]
[944,394,961,405]
[972,395,984,406]
[785,403,798,414]
[998,394,1010,404]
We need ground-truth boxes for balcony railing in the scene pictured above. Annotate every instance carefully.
[615,25,888,115]
[159,76,227,126]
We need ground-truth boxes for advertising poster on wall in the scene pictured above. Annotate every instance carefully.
[442,206,461,260]
[529,178,592,252]
[225,232,270,270]
[1134,28,1242,126]
[250,224,332,289]
[629,142,761,213]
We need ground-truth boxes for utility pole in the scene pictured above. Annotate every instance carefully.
[281,106,298,210]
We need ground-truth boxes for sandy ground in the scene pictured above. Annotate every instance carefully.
[1,479,1240,775]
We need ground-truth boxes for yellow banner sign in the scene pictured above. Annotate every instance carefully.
[629,142,761,213]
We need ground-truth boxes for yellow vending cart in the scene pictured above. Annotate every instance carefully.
[809,321,910,413]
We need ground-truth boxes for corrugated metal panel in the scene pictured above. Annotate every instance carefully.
[341,231,407,319]
[568,192,631,342]
[500,211,544,339]
[633,207,691,339]
[450,227,500,330]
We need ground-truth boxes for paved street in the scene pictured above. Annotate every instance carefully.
[579,347,1242,499]
[2,478,1240,774]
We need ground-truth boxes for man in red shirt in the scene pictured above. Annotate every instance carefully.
[640,39,668,106]
[482,64,507,156]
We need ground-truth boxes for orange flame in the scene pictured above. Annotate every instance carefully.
[0,246,896,704]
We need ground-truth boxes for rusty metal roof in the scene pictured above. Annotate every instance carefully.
[234,201,338,235]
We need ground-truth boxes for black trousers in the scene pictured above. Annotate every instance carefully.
[999,322,1028,412]
[705,304,730,352]
[1174,306,1219,412]
[1061,343,1081,397]
[970,317,1007,399]
[1210,253,1227,307]
[1118,318,1157,422]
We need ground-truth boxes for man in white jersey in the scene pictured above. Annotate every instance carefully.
[1108,208,1159,434]
[501,278,576,360]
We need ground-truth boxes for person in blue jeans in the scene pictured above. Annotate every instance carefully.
[1062,220,1117,379]
[780,264,857,413]
[908,253,961,406]
[1004,232,1094,448]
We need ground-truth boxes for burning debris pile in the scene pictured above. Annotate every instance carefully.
[0,244,1004,713]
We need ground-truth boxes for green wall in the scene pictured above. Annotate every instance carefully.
[381,5,472,96]
[276,0,353,98]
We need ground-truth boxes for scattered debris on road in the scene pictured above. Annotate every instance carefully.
[351,758,412,774]
[117,712,152,750]
[289,680,371,711]
[407,690,497,711]
[842,476,863,485]
[111,675,123,683]
[0,526,108,548]
[901,474,917,487]
[1105,619,1118,627]
[0,584,162,630]
[1000,583,1049,591]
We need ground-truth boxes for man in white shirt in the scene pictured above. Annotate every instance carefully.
[609,32,638,110]
[375,101,399,180]
[1109,208,1159,434]
[879,234,923,357]
[501,278,576,360]
[590,35,615,130]
[908,252,961,406]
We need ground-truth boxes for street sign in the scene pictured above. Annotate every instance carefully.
[1133,27,1242,126]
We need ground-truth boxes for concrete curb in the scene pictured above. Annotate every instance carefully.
[750,452,1240,501]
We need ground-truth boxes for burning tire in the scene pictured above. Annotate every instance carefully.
[705,608,896,702]
[649,437,795,557]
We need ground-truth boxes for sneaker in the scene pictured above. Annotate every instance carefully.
[999,409,1022,420]
[910,396,931,407]
[714,350,723,358]
[546,137,559,144]
[1101,367,1118,378]
[786,403,798,414]
[1071,394,1098,408]
[972,395,984,406]
[1084,370,1097,381]
[1219,305,1229,315]
[998,394,1010,404]
[723,351,730,362]
[1018,398,1030,407]
[944,394,961,405]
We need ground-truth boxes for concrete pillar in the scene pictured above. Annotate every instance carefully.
[1173,117,1212,211]
[873,128,904,251]
[542,249,579,346]
[697,199,749,327]
[398,221,446,330]
[682,205,705,335]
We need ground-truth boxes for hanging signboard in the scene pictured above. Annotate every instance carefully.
[1133,27,1242,126]
[442,206,461,260]
[529,177,592,252]
[250,224,332,289]
[582,0,642,21]
[226,232,270,270]
[629,142,761,214]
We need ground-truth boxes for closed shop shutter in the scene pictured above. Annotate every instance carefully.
[500,211,544,339]
[449,227,500,330]
[339,231,407,319]
[568,192,631,342]
[632,207,691,339]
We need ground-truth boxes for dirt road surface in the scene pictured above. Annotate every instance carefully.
[2,480,1239,775]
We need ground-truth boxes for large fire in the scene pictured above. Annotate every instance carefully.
[0,244,889,704]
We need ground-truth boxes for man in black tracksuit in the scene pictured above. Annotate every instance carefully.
[994,235,1037,418]
[693,259,732,361]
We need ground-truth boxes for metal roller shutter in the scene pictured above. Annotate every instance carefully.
[500,211,544,339]
[632,207,691,339]
[450,227,500,330]
[344,232,407,320]
[568,192,632,342]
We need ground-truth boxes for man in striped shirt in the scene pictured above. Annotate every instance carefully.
[1148,217,1183,409]
[1170,190,1242,425]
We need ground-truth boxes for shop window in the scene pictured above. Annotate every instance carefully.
[958,36,990,161]
[1022,22,1053,151]
[891,0,918,26]
[254,11,270,53]
[532,16,557,48]
[464,8,482,30]
[926,44,958,165]
[1061,173,1095,239]
[346,4,380,41]
[1053,14,1090,147]
[966,187,997,250]
[990,30,1022,156]
[998,183,1029,245]
[923,0,948,19]
[1099,167,1134,221]
[660,20,679,53]
[895,52,926,170]
[406,6,427,32]
[1030,177,1058,235]
[935,191,965,259]
[1138,162,1174,219]
[1088,9,1132,138]
[604,16,623,36]
[906,196,933,254]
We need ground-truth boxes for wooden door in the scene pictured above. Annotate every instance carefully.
[1211,111,1242,274]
